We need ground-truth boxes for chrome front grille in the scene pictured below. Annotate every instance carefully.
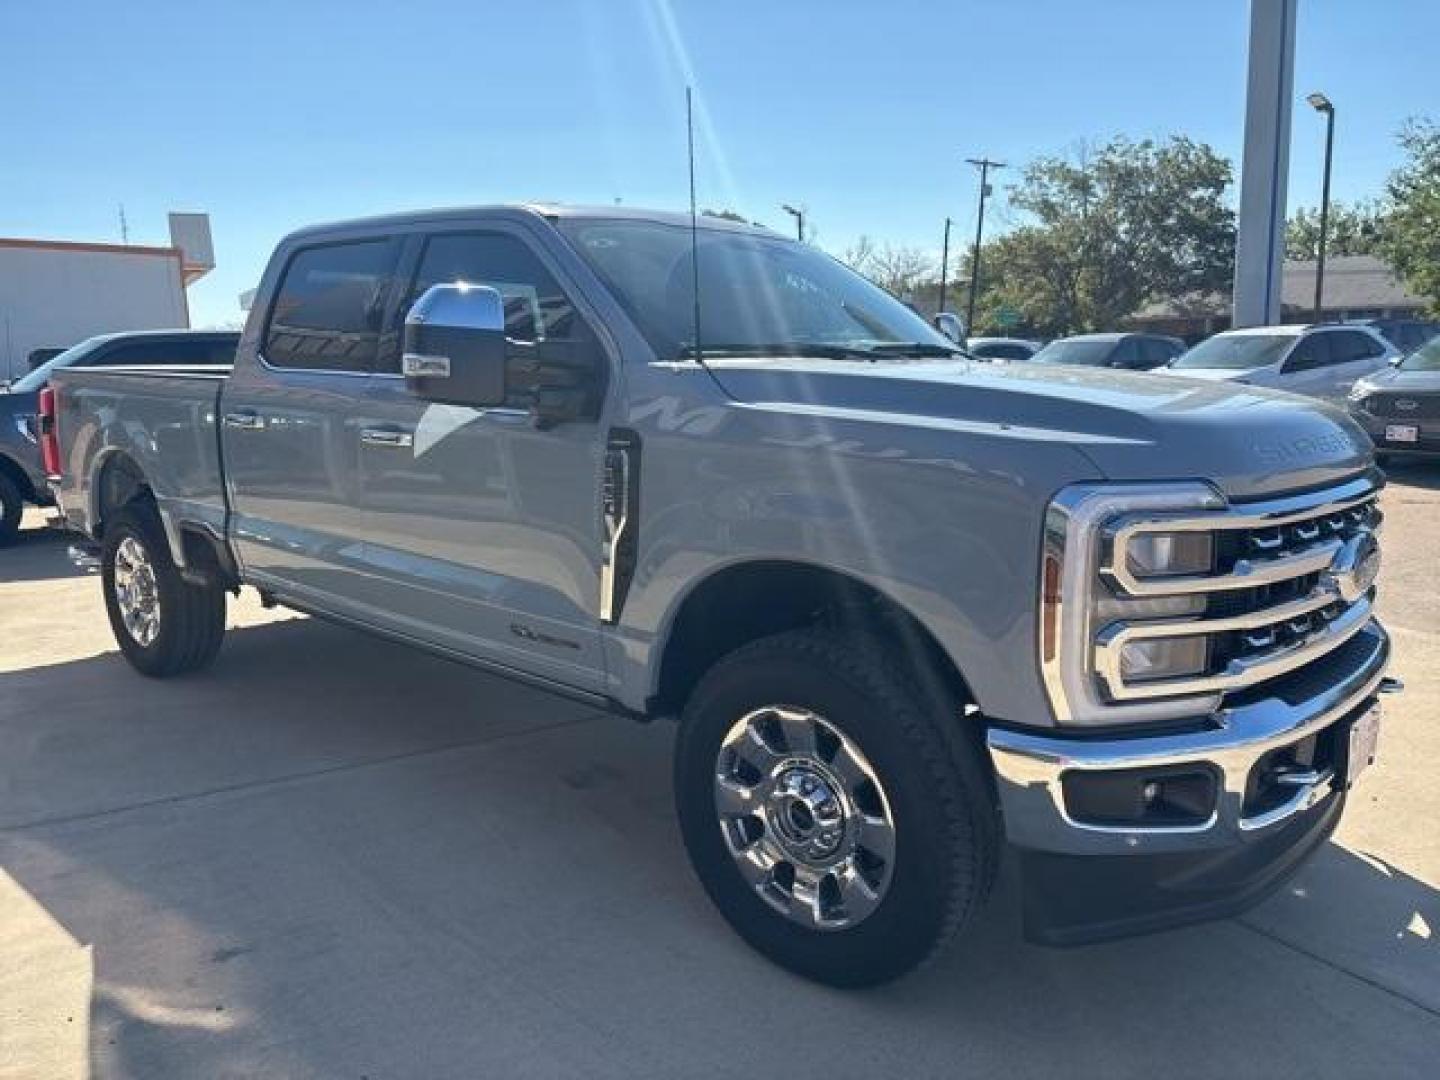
[1093,476,1381,704]
[1366,393,1440,419]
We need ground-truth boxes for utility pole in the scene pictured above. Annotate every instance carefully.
[118,204,130,244]
[965,158,1005,330]
[1307,92,1336,322]
[938,217,952,314]
[781,204,805,242]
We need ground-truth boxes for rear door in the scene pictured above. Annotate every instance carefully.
[354,225,611,690]
[1108,338,1142,369]
[1325,329,1391,396]
[222,236,403,614]
[1277,334,1335,398]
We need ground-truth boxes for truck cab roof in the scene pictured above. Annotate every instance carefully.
[282,204,782,246]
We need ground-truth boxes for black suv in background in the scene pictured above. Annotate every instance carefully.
[0,329,239,544]
[1028,332,1185,371]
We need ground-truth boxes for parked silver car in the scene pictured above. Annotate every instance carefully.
[1170,324,1398,402]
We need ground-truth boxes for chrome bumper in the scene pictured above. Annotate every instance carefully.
[988,621,1394,855]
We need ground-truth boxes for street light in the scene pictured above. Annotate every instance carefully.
[781,204,805,242]
[965,158,1005,330]
[1307,91,1336,322]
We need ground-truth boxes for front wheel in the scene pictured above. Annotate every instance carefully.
[101,501,227,677]
[674,627,999,987]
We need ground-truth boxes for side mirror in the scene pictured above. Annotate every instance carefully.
[933,311,967,346]
[403,284,508,407]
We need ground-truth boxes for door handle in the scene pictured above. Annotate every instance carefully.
[223,411,265,431]
[360,428,414,449]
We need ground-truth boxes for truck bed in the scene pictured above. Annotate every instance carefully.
[50,365,233,541]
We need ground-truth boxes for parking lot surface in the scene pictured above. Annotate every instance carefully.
[2,465,1438,1079]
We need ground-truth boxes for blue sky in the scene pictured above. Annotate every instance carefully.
[1,0,1433,327]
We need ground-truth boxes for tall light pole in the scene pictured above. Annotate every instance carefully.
[781,204,805,242]
[965,158,1005,330]
[938,217,952,314]
[1307,91,1336,322]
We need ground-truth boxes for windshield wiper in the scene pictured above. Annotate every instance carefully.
[675,343,883,362]
[676,342,965,362]
[861,342,966,358]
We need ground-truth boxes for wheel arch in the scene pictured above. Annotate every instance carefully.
[90,448,153,540]
[650,559,976,722]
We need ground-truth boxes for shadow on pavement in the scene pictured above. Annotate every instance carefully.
[1,618,1437,1078]
[0,522,89,584]
[1383,458,1440,492]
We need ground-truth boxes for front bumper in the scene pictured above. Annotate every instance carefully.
[1351,410,1440,456]
[987,621,1393,943]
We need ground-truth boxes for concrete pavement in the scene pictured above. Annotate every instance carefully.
[2,467,1438,1079]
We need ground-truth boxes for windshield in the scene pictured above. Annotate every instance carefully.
[1400,336,1440,372]
[556,218,954,360]
[1028,339,1117,366]
[1172,333,1294,371]
[8,337,106,393]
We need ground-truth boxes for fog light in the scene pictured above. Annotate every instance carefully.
[1126,532,1213,577]
[1119,636,1209,683]
[1063,767,1218,826]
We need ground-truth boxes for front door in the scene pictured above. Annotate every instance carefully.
[356,227,611,692]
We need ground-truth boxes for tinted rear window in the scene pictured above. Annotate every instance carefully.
[264,239,400,371]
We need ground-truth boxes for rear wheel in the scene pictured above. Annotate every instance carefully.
[0,472,22,546]
[674,627,999,987]
[101,501,226,676]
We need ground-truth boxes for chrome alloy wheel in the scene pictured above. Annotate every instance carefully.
[112,535,162,647]
[714,706,896,931]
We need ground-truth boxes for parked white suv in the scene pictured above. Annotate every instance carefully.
[1169,324,1398,401]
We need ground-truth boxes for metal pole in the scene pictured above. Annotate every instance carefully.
[1232,0,1298,327]
[1314,105,1335,322]
[965,158,1004,330]
[782,204,804,242]
[939,217,951,314]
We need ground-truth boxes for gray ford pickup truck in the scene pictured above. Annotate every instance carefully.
[44,205,1397,986]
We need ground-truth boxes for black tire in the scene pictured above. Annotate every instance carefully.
[674,627,1000,987]
[101,500,226,677]
[0,471,23,546]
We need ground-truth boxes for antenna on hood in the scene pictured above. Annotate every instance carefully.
[686,86,705,366]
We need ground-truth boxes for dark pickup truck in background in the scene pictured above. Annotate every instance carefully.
[0,329,238,543]
[42,205,1397,985]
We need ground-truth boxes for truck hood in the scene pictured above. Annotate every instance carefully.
[704,358,1372,500]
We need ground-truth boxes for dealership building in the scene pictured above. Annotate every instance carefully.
[0,213,215,383]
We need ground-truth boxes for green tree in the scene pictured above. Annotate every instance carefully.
[1286,201,1387,260]
[1377,119,1440,312]
[977,137,1235,336]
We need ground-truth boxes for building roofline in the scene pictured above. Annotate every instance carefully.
[0,237,184,259]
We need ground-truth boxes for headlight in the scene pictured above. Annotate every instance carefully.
[1118,636,1209,682]
[1348,382,1372,404]
[1040,482,1225,727]
[1124,532,1213,578]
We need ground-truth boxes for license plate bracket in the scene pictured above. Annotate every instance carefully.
[1341,705,1382,789]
